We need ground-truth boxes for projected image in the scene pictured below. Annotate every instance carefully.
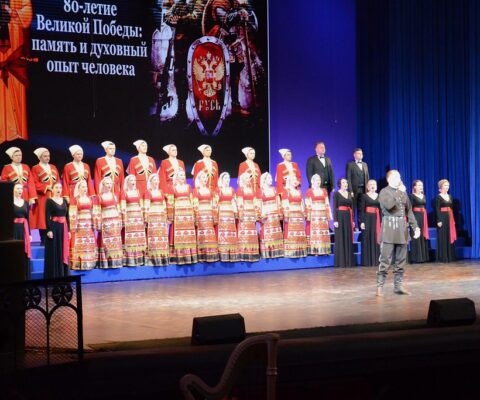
[1,0,269,175]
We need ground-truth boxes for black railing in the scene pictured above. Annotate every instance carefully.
[0,276,83,371]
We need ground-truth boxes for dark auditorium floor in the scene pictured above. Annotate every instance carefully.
[81,260,480,347]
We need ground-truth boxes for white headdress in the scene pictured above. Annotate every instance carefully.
[260,172,272,189]
[69,145,83,157]
[133,140,146,151]
[99,176,113,195]
[218,172,230,188]
[195,170,208,189]
[146,173,160,192]
[198,144,211,155]
[5,147,21,159]
[172,168,186,185]
[123,174,136,192]
[239,172,252,188]
[242,147,254,157]
[33,147,48,160]
[101,141,114,151]
[278,148,291,158]
[73,180,87,198]
[163,144,175,154]
[310,174,321,187]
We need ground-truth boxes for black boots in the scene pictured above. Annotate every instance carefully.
[393,274,411,295]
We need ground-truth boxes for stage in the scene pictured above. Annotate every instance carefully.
[80,260,480,347]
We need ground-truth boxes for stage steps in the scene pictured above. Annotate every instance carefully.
[29,228,471,283]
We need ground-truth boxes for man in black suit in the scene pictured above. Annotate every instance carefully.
[306,142,335,195]
[346,148,369,227]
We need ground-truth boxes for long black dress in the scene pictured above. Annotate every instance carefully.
[44,198,69,279]
[359,193,380,266]
[435,194,456,262]
[334,191,355,267]
[14,201,31,280]
[409,194,430,263]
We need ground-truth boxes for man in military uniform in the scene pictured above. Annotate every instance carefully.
[376,170,420,297]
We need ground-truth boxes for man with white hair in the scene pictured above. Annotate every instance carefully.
[62,145,95,202]
[376,169,420,296]
[94,141,125,197]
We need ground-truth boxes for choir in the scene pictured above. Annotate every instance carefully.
[4,144,458,278]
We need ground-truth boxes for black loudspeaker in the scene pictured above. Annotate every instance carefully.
[191,313,246,345]
[427,298,476,327]
[0,182,14,241]
[0,240,28,283]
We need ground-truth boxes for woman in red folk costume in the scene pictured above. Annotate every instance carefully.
[62,145,95,202]
[1,147,36,204]
[13,183,31,279]
[159,144,185,193]
[192,144,219,192]
[144,173,169,266]
[238,147,261,190]
[121,175,147,266]
[258,172,284,259]
[69,181,99,270]
[282,175,308,258]
[236,172,260,262]
[94,141,124,198]
[193,171,219,263]
[216,172,240,262]
[305,174,332,255]
[30,147,60,244]
[127,139,157,197]
[167,169,198,265]
[97,177,123,269]
[275,148,302,194]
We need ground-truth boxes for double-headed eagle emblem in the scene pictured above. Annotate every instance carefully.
[193,51,225,98]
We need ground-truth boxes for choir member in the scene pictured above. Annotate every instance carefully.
[436,179,456,262]
[127,140,157,196]
[346,148,369,227]
[258,172,284,259]
[167,169,198,265]
[69,181,98,270]
[410,180,430,263]
[97,177,123,268]
[159,144,185,193]
[238,147,261,190]
[193,171,220,262]
[121,175,147,266]
[144,173,169,266]
[216,172,240,262]
[94,141,125,197]
[333,178,355,267]
[192,144,219,191]
[306,142,335,195]
[359,179,380,266]
[62,145,95,202]
[305,174,332,255]
[236,172,260,262]
[275,148,302,193]
[30,147,60,244]
[1,147,36,203]
[13,183,31,279]
[44,182,69,279]
[282,175,307,258]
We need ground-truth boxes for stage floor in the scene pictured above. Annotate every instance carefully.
[82,260,480,347]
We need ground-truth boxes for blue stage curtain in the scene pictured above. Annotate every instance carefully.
[357,0,479,252]
[468,0,480,257]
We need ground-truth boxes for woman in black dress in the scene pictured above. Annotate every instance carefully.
[13,183,31,279]
[359,179,380,266]
[334,178,355,267]
[409,180,430,263]
[435,179,456,262]
[44,182,70,279]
